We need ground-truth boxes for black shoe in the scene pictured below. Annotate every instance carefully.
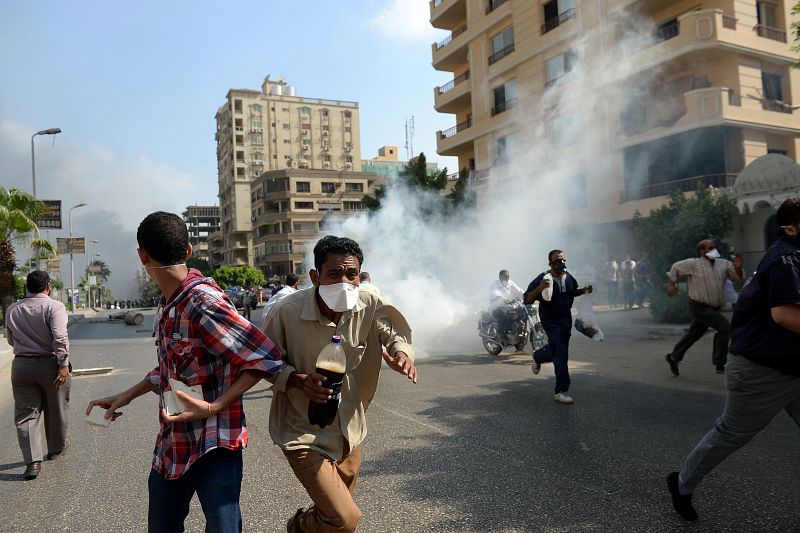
[665,354,680,376]
[23,462,41,480]
[46,439,71,461]
[287,508,303,530]
[716,365,725,374]
[666,472,698,521]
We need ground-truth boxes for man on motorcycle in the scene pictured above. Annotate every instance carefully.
[489,270,525,336]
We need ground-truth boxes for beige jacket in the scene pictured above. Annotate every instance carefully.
[265,286,414,460]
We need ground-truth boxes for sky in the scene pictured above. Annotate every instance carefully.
[0,0,453,296]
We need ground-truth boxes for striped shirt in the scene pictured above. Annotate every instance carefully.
[144,270,283,479]
[668,257,737,307]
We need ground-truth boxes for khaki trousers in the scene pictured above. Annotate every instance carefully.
[284,446,363,533]
[11,357,71,464]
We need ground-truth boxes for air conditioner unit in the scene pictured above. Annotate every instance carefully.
[290,160,300,169]
[323,130,329,136]
[303,144,310,150]
[345,162,353,169]
[344,146,352,152]
[323,161,331,169]
[302,130,310,136]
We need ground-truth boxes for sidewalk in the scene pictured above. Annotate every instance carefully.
[0,309,99,371]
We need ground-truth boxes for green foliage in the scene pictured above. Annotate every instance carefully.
[404,153,448,191]
[14,275,25,300]
[139,277,161,300]
[211,265,266,289]
[362,185,385,212]
[634,186,737,323]
[446,167,476,209]
[187,257,212,276]
[792,2,800,60]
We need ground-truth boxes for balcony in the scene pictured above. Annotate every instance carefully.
[434,71,471,113]
[491,98,518,116]
[488,43,514,65]
[436,117,473,156]
[486,0,508,14]
[435,24,467,49]
[430,0,466,30]
[762,99,794,114]
[432,24,469,71]
[541,8,576,35]
[621,174,736,202]
[439,118,472,139]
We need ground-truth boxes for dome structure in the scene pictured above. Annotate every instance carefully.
[733,154,800,213]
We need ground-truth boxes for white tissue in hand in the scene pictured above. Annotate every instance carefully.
[164,378,203,415]
[86,406,112,427]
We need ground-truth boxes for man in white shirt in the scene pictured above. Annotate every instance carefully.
[262,273,299,322]
[489,270,524,335]
[358,272,381,298]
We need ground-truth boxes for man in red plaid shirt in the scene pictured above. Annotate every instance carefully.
[86,212,282,533]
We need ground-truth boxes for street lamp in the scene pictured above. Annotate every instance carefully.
[86,240,100,308]
[30,128,62,198]
[68,203,87,312]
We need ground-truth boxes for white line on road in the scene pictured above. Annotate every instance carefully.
[372,404,453,436]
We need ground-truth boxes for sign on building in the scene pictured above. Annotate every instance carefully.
[88,265,102,274]
[36,200,62,229]
[89,275,97,286]
[56,237,86,254]
[46,259,61,272]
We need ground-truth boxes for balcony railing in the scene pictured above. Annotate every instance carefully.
[486,0,508,14]
[655,19,680,42]
[722,14,737,30]
[762,99,794,114]
[754,24,786,43]
[728,90,741,106]
[436,25,467,49]
[621,173,737,202]
[488,43,514,65]
[439,118,472,139]
[491,97,519,116]
[438,71,470,95]
[541,8,576,35]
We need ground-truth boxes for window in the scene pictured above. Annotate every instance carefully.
[344,201,362,211]
[757,0,778,28]
[762,72,783,100]
[492,79,518,114]
[251,104,262,113]
[768,148,788,155]
[283,123,291,130]
[296,181,311,193]
[283,139,292,144]
[321,108,329,117]
[282,107,290,112]
[345,182,363,193]
[300,106,311,115]
[236,151,245,161]
[294,201,314,209]
[323,154,331,162]
[251,120,262,131]
[321,182,336,193]
[546,49,578,86]
[496,132,521,162]
[293,221,317,232]
[345,155,353,163]
[251,134,262,145]
[490,27,514,55]
[550,112,584,146]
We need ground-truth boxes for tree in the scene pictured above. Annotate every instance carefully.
[634,186,737,322]
[446,167,476,209]
[211,265,266,289]
[86,259,111,282]
[792,2,800,60]
[0,188,55,323]
[187,257,212,276]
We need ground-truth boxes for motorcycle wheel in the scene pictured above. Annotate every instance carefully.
[482,338,503,356]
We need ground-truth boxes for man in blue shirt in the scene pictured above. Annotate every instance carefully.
[524,250,593,404]
[667,197,800,522]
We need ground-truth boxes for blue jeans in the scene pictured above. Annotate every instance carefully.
[148,448,243,533]
[533,325,571,394]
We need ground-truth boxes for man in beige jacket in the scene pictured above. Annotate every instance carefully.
[265,235,416,533]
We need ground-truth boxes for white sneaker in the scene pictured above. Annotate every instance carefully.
[553,393,574,404]
[532,362,541,375]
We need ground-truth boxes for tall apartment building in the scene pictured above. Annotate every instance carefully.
[182,205,220,264]
[214,75,362,266]
[250,168,380,278]
[429,0,799,223]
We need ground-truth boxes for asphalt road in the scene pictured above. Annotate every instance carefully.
[0,310,798,532]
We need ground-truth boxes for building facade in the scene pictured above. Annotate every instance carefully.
[250,168,380,278]
[182,205,220,265]
[215,75,362,266]
[361,145,441,181]
[429,0,799,223]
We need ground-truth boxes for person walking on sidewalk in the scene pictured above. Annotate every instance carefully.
[524,250,593,405]
[664,239,743,375]
[667,196,800,522]
[5,270,71,480]
[86,212,283,532]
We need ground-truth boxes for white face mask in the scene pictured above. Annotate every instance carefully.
[318,282,359,312]
[705,249,721,260]
[143,262,187,280]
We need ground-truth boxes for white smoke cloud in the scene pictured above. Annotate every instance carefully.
[370,0,445,42]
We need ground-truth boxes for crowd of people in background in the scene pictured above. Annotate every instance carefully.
[601,254,652,309]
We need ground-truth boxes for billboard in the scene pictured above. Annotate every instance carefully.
[36,200,62,229]
[46,259,61,272]
[88,265,102,274]
[57,237,86,254]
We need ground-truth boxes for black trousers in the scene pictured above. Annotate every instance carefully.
[671,300,730,367]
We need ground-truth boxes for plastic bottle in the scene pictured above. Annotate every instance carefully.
[531,303,549,350]
[308,335,346,428]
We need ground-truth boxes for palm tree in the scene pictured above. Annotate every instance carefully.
[0,187,56,323]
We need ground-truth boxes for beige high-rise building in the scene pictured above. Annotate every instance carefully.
[214,75,362,266]
[430,0,799,223]
[182,205,220,265]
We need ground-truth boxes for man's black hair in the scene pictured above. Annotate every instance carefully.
[359,272,371,282]
[286,273,299,286]
[776,196,800,230]
[313,235,364,271]
[499,269,509,278]
[548,249,564,263]
[136,211,189,265]
[27,270,50,294]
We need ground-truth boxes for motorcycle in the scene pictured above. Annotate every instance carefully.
[478,300,549,356]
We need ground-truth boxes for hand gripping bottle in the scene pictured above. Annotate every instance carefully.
[541,273,554,302]
[308,335,346,428]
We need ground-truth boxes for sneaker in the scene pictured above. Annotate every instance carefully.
[532,362,541,375]
[553,392,574,404]
[666,472,698,521]
[665,353,680,376]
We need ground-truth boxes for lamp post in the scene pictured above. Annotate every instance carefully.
[68,203,87,312]
[86,240,100,308]
[30,128,62,198]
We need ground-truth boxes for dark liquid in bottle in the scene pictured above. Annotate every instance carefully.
[308,365,345,428]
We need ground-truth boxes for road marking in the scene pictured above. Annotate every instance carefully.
[373,404,453,436]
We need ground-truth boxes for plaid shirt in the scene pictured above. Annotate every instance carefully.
[144,270,282,479]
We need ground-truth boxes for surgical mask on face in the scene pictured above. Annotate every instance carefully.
[551,259,567,273]
[318,282,359,312]
[144,262,187,280]
[705,249,721,260]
